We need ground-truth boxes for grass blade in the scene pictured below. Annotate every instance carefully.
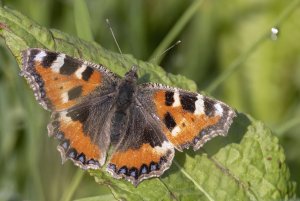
[74,0,94,41]
[148,0,204,63]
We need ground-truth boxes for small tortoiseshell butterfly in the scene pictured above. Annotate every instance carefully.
[20,48,236,186]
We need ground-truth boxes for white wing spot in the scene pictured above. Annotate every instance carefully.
[61,111,72,122]
[154,141,173,154]
[171,126,181,137]
[214,103,223,116]
[34,51,46,62]
[61,92,69,103]
[51,54,65,73]
[172,89,181,107]
[75,64,87,79]
[194,94,204,115]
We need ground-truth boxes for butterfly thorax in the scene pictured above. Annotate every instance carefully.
[115,68,138,110]
[110,67,138,145]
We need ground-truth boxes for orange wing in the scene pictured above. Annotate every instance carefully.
[137,83,236,151]
[21,48,118,111]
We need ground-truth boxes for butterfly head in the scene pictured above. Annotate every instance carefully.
[124,66,138,83]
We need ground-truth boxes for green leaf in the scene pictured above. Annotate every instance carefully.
[0,6,296,201]
[74,194,116,201]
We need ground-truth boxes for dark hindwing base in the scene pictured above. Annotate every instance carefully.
[106,104,175,186]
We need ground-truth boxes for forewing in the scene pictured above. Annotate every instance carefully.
[106,104,175,186]
[20,48,119,111]
[136,83,236,151]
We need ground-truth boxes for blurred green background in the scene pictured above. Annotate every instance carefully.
[0,0,300,200]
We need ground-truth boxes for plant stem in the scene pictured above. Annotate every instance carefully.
[276,116,300,136]
[60,170,85,201]
[148,0,204,63]
[206,34,268,93]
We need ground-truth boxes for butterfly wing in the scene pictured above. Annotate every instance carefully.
[21,48,119,111]
[107,103,175,186]
[48,95,116,169]
[135,83,236,151]
[21,48,120,169]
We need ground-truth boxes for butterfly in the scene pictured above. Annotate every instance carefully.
[20,48,236,186]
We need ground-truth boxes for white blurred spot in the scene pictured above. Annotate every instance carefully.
[271,27,279,40]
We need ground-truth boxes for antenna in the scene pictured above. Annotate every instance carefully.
[150,40,182,63]
[106,19,123,56]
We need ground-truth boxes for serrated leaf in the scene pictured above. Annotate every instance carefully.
[0,6,296,201]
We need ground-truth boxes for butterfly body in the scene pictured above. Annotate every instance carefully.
[110,67,138,145]
[20,48,236,186]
